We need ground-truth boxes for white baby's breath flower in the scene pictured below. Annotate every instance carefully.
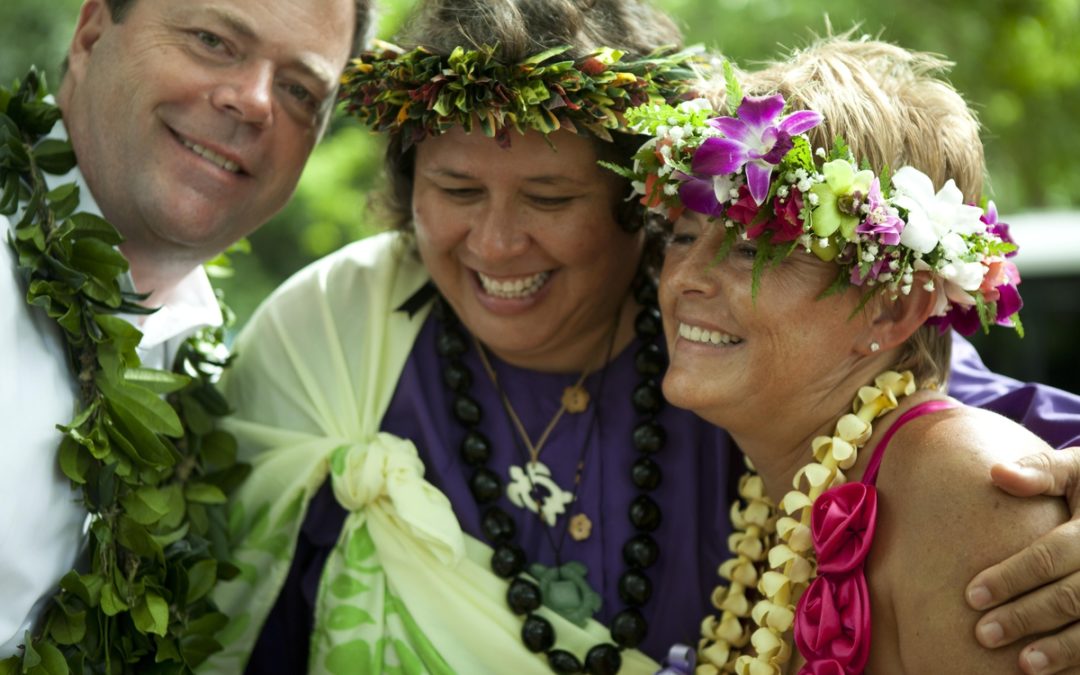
[807,192,820,206]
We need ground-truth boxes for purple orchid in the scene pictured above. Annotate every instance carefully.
[690,94,823,205]
[980,200,1017,257]
[855,178,904,246]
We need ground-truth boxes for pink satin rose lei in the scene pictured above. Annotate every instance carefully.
[795,481,878,673]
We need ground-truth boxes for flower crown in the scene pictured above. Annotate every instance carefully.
[612,80,1023,336]
[338,40,703,150]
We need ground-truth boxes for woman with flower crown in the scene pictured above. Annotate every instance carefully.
[639,38,1073,673]
[198,1,1080,673]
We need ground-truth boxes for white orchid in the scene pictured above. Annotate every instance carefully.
[890,166,985,254]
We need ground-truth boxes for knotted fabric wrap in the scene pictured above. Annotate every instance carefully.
[199,233,659,674]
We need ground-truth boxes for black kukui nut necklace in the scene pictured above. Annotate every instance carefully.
[433,275,668,675]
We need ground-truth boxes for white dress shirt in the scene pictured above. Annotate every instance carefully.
[0,131,222,656]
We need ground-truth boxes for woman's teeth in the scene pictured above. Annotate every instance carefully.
[478,271,550,299]
[678,322,742,346]
[182,139,240,173]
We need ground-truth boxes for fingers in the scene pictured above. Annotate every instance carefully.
[1016,622,1080,675]
[991,447,1080,503]
[974,569,1080,648]
[968,520,1080,611]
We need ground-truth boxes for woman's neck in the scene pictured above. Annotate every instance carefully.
[726,358,906,501]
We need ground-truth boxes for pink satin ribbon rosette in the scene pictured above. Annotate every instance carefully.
[794,481,878,674]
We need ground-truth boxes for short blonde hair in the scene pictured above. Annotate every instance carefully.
[737,36,987,387]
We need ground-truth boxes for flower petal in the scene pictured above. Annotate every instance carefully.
[737,94,785,130]
[678,177,724,216]
[692,136,748,176]
[779,109,824,135]
[707,116,749,141]
[745,160,774,206]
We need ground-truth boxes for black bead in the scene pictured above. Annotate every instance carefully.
[583,644,622,675]
[436,329,468,358]
[634,307,663,338]
[469,467,502,503]
[507,577,542,614]
[460,430,492,466]
[633,279,658,306]
[521,614,555,652]
[632,421,666,454]
[481,507,516,542]
[628,495,662,531]
[631,381,663,415]
[618,571,653,606]
[442,361,472,393]
[630,457,661,491]
[610,608,648,648]
[491,543,526,578]
[453,394,482,426]
[548,650,583,673]
[634,343,666,377]
[623,534,659,569]
[432,297,454,322]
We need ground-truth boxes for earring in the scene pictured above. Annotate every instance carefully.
[870,341,881,352]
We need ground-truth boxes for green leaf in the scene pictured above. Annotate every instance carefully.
[185,559,218,603]
[117,515,164,560]
[119,487,172,525]
[201,430,238,467]
[24,639,68,675]
[185,483,227,505]
[60,571,104,607]
[103,400,177,468]
[48,607,86,646]
[132,592,170,637]
[69,211,124,246]
[45,183,79,220]
[124,368,191,395]
[58,436,91,485]
[99,583,129,616]
[69,237,128,281]
[33,139,76,175]
[98,376,183,438]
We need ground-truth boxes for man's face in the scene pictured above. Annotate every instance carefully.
[59,0,355,280]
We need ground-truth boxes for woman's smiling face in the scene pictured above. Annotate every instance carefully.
[412,127,643,370]
[659,211,873,428]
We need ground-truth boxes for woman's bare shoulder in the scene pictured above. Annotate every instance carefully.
[866,402,1067,673]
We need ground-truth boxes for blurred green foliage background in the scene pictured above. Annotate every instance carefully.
[3,0,1078,391]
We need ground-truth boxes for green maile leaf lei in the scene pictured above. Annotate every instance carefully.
[0,68,248,675]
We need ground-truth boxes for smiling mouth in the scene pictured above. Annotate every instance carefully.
[179,137,242,174]
[678,321,743,346]
[476,270,551,299]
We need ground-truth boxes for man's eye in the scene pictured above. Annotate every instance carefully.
[195,31,225,50]
[441,187,482,199]
[668,233,696,246]
[734,241,758,258]
[285,83,316,106]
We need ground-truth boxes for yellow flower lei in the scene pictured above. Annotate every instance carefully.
[697,370,918,674]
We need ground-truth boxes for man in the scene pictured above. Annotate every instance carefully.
[0,0,369,667]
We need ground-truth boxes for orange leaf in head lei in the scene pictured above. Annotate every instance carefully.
[696,371,917,675]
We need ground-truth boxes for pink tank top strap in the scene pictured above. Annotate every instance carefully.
[861,399,959,486]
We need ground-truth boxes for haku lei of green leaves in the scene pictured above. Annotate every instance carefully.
[0,69,248,675]
[616,100,1022,330]
[339,40,706,149]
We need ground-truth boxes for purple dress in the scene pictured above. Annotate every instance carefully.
[243,320,1080,673]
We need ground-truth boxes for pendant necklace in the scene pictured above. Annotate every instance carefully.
[473,338,595,527]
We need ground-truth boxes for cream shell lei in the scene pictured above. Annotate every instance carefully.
[696,371,918,674]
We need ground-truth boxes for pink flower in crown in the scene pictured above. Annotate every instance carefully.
[855,178,904,246]
[795,572,872,672]
[849,258,888,287]
[981,200,1017,257]
[691,94,823,205]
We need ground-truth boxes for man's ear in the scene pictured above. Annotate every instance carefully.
[66,0,111,82]
[858,272,939,355]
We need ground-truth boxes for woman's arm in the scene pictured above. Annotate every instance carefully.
[870,405,1068,673]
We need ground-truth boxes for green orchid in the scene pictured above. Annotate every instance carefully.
[810,159,875,240]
